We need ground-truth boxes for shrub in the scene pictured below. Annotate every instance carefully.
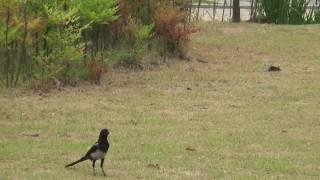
[0,0,195,88]
[88,57,108,85]
[77,0,118,62]
[314,8,320,23]
[108,45,144,67]
[108,17,153,67]
[31,3,83,89]
[259,0,290,24]
[289,0,310,24]
[153,7,197,59]
[257,0,312,24]
[77,65,90,81]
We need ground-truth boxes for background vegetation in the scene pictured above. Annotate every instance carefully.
[0,0,195,89]
[1,0,320,90]
[257,0,316,24]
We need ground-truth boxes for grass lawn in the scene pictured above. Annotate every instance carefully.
[1,22,320,179]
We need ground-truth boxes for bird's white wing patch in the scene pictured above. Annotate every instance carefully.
[90,150,106,160]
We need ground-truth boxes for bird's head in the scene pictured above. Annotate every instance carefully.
[100,129,110,138]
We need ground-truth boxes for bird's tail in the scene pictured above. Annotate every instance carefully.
[65,157,88,168]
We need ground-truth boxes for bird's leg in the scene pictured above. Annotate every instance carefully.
[92,160,96,176]
[100,158,106,176]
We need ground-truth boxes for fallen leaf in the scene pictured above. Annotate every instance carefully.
[186,147,196,151]
[281,130,288,133]
[22,133,39,137]
[147,164,160,170]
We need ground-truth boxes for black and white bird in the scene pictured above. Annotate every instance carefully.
[65,129,110,176]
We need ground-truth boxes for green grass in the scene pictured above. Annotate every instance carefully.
[1,22,320,179]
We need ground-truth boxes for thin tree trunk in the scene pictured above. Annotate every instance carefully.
[222,0,227,22]
[188,0,192,22]
[147,0,151,23]
[10,41,17,87]
[15,4,28,86]
[230,0,233,21]
[250,0,254,21]
[196,0,202,20]
[254,0,258,22]
[4,8,11,88]
[232,0,241,22]
[212,0,217,22]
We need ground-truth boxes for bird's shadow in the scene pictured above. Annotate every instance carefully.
[65,166,116,178]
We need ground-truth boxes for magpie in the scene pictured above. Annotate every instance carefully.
[65,129,110,176]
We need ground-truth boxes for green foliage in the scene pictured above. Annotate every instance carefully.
[76,0,119,65]
[130,20,154,41]
[0,0,192,89]
[0,0,16,9]
[33,52,64,82]
[259,0,290,24]
[108,18,153,66]
[43,2,79,26]
[314,9,320,23]
[289,0,310,24]
[0,0,21,87]
[44,19,83,61]
[257,0,314,24]
[0,22,20,44]
[0,23,3,43]
[77,65,90,81]
[34,3,84,86]
[78,0,118,25]
[127,17,153,45]
[108,45,145,66]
